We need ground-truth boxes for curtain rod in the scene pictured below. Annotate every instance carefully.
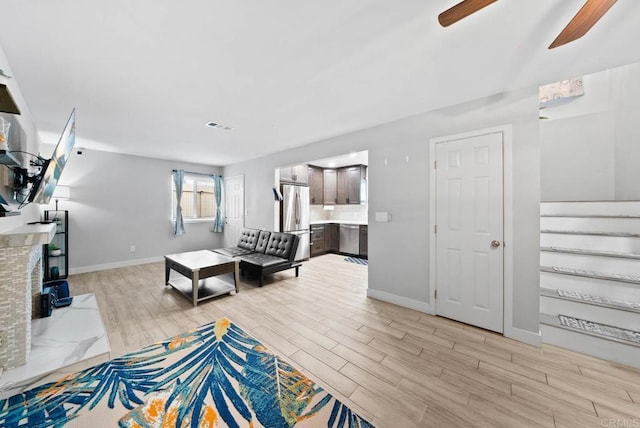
[172,169,220,177]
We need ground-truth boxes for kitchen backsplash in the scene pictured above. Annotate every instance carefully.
[310,204,368,222]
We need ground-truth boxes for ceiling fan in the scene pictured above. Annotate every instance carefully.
[438,0,617,49]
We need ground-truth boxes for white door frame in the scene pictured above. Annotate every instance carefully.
[429,124,514,336]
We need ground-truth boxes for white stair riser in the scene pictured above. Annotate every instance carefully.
[541,201,640,217]
[541,324,640,369]
[541,217,640,235]
[540,233,640,254]
[540,296,640,331]
[541,252,640,277]
[540,272,640,302]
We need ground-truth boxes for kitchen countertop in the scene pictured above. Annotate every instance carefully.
[310,220,367,226]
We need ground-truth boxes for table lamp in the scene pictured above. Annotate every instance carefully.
[52,185,70,211]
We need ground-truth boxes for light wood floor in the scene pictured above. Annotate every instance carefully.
[69,253,640,427]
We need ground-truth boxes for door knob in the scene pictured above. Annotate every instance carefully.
[491,240,501,248]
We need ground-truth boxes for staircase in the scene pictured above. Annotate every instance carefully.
[540,201,640,368]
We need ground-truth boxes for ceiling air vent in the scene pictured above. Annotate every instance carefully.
[205,121,232,131]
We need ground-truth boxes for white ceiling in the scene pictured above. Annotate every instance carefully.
[1,1,639,166]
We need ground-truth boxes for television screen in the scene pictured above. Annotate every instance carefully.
[29,109,76,204]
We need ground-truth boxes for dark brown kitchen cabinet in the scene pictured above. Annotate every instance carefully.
[327,223,340,252]
[359,225,368,258]
[308,166,323,205]
[310,223,345,257]
[310,224,326,257]
[323,169,337,205]
[337,165,366,204]
[280,164,308,184]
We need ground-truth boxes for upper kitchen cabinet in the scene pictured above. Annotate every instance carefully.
[279,164,308,184]
[323,169,337,205]
[337,165,367,204]
[308,165,323,205]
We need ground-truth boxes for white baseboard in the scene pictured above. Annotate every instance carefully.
[69,256,164,275]
[367,289,540,346]
[505,325,542,347]
[367,288,431,313]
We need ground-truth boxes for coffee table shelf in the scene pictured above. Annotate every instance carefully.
[167,274,236,303]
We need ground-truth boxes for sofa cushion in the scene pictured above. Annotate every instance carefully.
[213,247,254,257]
[237,228,261,251]
[264,232,298,261]
[238,253,288,268]
[255,231,271,253]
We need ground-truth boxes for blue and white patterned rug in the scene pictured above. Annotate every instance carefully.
[345,257,368,266]
[0,318,375,427]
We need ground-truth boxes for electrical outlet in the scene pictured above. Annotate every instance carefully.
[130,245,136,253]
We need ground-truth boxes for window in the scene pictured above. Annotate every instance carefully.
[171,173,216,221]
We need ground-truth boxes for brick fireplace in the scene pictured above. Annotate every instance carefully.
[0,224,54,371]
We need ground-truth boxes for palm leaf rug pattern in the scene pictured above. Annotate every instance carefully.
[0,318,374,427]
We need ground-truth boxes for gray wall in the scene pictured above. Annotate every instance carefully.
[613,62,640,200]
[540,111,615,200]
[42,146,224,272]
[540,61,640,201]
[224,86,541,335]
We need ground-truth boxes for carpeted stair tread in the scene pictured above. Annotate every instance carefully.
[540,265,640,285]
[540,313,640,348]
[540,230,640,238]
[540,246,640,259]
[540,287,640,313]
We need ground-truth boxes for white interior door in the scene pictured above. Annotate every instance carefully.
[435,132,504,332]
[224,175,244,247]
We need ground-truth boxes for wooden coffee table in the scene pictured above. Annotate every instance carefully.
[164,250,239,307]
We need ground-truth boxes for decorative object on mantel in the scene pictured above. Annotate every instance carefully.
[0,318,374,427]
[0,116,9,149]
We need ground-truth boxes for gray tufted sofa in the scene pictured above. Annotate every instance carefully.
[213,229,300,286]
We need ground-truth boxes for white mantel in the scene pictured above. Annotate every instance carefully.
[0,223,55,248]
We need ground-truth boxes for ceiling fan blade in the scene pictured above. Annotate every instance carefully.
[549,0,617,49]
[438,0,498,27]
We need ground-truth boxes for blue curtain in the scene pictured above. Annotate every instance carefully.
[173,169,185,236]
[212,174,225,232]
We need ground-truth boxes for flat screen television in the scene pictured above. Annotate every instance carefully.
[28,109,76,204]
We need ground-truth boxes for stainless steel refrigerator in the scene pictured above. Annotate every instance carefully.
[281,184,310,261]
